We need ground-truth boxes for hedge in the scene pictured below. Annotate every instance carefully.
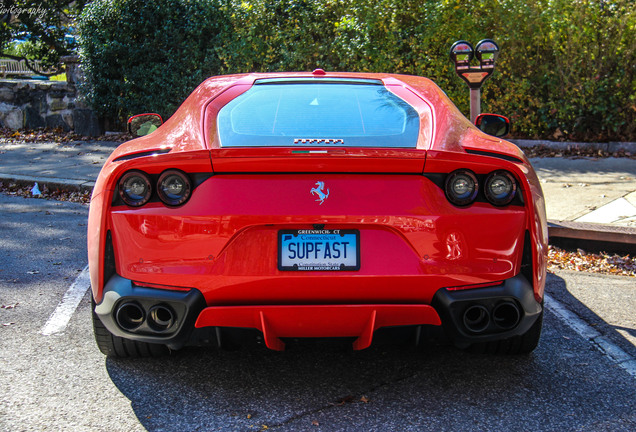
[78,0,635,141]
[77,0,225,120]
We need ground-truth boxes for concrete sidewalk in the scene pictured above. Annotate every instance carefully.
[0,140,119,191]
[530,157,636,248]
[1,138,635,249]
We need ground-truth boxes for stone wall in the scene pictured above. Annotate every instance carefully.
[0,57,101,136]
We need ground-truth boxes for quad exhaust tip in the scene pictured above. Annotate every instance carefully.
[115,302,176,333]
[115,302,145,331]
[463,304,490,333]
[462,301,521,334]
[492,301,521,330]
[148,304,175,332]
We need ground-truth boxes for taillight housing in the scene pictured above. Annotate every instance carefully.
[157,169,191,207]
[484,170,516,206]
[445,169,479,206]
[118,170,152,207]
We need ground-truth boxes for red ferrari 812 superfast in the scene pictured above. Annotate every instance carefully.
[88,70,547,357]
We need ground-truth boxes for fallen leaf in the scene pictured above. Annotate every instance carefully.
[311,420,319,426]
[360,396,370,403]
[548,245,635,277]
[331,395,354,406]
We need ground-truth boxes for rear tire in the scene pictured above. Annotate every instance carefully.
[91,295,169,358]
[469,309,543,355]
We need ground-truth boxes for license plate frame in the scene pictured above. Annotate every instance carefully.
[278,229,360,271]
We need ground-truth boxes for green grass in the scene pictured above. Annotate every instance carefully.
[49,73,66,81]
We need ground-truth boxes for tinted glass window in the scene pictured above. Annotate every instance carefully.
[217,81,420,148]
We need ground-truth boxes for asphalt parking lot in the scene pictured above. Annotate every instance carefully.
[1,193,634,431]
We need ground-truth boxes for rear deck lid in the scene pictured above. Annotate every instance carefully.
[207,78,431,173]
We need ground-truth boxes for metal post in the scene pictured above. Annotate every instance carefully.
[469,88,481,123]
[450,40,499,123]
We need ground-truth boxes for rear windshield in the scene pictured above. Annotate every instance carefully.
[217,80,420,148]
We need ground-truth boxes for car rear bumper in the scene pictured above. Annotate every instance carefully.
[95,273,541,350]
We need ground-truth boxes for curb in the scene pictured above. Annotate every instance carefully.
[511,140,636,153]
[548,220,636,245]
[0,174,95,192]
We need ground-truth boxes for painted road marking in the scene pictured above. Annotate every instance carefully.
[40,265,90,336]
[545,293,636,379]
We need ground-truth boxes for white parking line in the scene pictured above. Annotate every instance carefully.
[40,265,91,336]
[545,293,636,379]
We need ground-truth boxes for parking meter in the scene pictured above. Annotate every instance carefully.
[449,39,499,122]
[449,41,474,70]
[475,39,499,69]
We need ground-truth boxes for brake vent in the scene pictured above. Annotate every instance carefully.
[465,148,523,163]
[113,148,171,162]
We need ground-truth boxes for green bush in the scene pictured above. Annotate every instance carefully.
[79,0,635,141]
[216,0,346,72]
[78,0,225,121]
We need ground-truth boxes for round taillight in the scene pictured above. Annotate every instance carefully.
[485,170,516,206]
[118,171,152,207]
[445,169,478,206]
[157,169,191,206]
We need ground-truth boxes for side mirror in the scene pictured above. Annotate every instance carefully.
[475,113,510,137]
[127,113,163,137]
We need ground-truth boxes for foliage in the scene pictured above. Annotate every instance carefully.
[215,0,347,72]
[78,0,635,141]
[78,0,225,121]
[0,0,85,74]
[49,72,66,81]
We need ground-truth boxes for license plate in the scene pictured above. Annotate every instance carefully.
[278,229,360,271]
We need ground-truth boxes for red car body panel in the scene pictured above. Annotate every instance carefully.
[88,71,547,351]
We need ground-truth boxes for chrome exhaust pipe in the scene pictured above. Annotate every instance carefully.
[492,301,521,330]
[115,302,145,331]
[148,304,175,332]
[463,304,490,334]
